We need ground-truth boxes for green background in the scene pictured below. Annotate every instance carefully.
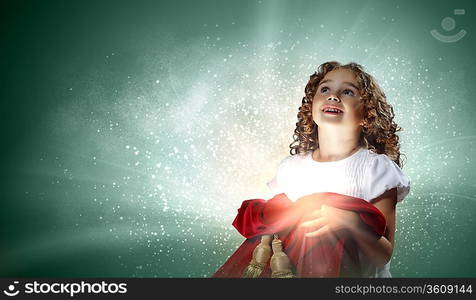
[1,0,475,277]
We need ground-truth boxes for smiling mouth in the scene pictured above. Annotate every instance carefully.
[322,107,343,115]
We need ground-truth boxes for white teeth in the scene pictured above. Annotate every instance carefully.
[323,108,342,113]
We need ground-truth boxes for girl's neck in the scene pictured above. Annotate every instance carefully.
[313,128,362,162]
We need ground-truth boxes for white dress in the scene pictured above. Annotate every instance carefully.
[266,146,411,278]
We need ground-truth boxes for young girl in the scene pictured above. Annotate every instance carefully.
[214,61,410,278]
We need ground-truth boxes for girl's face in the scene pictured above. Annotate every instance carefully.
[312,68,365,131]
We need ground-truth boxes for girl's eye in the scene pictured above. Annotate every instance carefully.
[343,89,355,96]
[320,86,329,93]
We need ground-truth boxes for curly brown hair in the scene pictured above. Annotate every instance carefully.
[289,61,406,168]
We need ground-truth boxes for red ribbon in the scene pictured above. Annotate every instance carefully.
[213,192,386,277]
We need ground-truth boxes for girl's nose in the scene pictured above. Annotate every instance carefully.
[327,96,341,103]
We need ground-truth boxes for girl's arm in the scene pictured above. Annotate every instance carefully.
[347,187,397,268]
[300,188,398,268]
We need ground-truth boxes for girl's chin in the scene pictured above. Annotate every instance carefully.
[315,122,361,130]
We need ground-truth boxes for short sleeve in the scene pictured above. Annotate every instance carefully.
[266,156,290,195]
[365,154,411,203]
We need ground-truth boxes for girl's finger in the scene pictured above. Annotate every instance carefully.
[309,207,323,219]
[305,224,330,238]
[300,216,328,228]
[301,208,323,222]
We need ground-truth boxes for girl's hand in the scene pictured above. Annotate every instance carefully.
[299,204,362,239]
